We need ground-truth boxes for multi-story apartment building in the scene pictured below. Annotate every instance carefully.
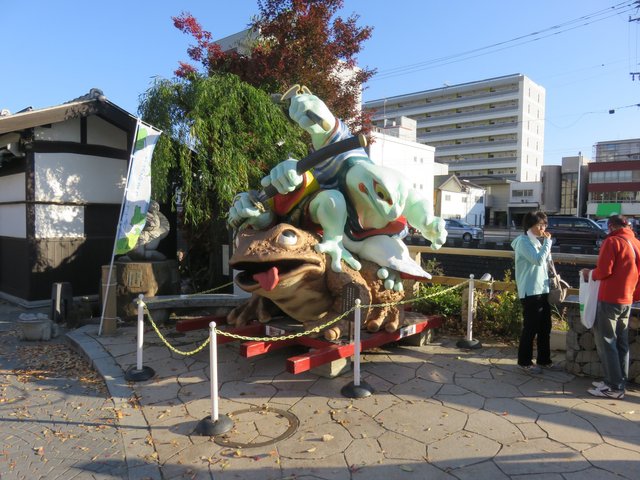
[365,74,546,226]
[586,138,640,219]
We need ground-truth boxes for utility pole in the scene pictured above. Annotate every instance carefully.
[631,4,640,80]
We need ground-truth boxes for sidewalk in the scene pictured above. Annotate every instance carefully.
[3,302,640,479]
[0,301,128,479]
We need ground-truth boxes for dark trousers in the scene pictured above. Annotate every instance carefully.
[518,293,552,366]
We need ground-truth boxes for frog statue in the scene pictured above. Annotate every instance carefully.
[227,89,447,337]
[227,223,406,340]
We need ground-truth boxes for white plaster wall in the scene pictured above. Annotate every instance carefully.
[369,131,436,199]
[34,118,81,142]
[0,173,25,202]
[87,116,128,149]
[34,152,126,204]
[440,191,482,225]
[0,204,26,238]
[34,204,84,238]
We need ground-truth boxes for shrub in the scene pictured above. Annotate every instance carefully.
[412,269,524,340]
[475,288,522,339]
[412,283,465,335]
[474,269,522,339]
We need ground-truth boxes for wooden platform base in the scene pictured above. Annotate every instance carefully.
[182,312,443,375]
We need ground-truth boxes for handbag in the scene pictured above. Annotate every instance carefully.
[548,257,570,306]
[579,270,600,328]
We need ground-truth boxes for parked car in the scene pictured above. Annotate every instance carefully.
[595,217,640,236]
[595,219,609,231]
[546,216,607,247]
[444,219,484,242]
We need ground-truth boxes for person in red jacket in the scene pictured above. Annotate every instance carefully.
[581,215,640,399]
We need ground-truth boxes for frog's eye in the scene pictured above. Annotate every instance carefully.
[277,229,298,246]
[373,180,392,205]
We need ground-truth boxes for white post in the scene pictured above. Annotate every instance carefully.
[353,299,362,387]
[136,294,144,371]
[467,274,475,342]
[208,322,219,422]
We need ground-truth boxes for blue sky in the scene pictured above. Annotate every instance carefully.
[2,1,639,165]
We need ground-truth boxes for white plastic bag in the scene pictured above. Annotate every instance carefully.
[579,271,600,329]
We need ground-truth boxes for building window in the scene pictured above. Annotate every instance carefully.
[445,194,451,201]
[513,189,533,197]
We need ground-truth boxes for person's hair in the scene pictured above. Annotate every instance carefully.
[522,211,548,232]
[607,214,628,229]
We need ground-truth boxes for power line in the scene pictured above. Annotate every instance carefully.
[371,1,637,82]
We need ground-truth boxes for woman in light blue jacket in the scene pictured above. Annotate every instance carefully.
[511,211,553,373]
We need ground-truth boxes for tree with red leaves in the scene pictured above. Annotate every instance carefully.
[173,0,375,133]
[138,1,375,290]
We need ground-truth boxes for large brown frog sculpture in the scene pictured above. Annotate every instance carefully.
[227,223,407,340]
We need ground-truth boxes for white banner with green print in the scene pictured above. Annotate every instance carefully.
[115,120,162,254]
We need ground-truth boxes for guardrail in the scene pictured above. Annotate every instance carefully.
[408,245,590,297]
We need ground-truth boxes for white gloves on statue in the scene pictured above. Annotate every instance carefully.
[289,94,335,149]
[260,158,303,195]
[228,192,275,230]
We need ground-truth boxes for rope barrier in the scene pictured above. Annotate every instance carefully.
[139,279,470,355]
[141,282,235,306]
[144,304,211,355]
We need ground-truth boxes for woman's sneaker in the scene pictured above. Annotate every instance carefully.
[591,381,607,390]
[519,364,542,374]
[587,386,624,399]
[539,363,563,371]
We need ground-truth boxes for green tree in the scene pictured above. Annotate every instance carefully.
[138,73,307,289]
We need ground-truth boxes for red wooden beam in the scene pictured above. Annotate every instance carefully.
[287,342,354,374]
[241,338,299,357]
[286,314,442,374]
[175,315,228,332]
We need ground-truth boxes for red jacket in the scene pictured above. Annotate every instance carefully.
[592,227,640,304]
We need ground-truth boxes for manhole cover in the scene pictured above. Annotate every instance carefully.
[213,406,299,448]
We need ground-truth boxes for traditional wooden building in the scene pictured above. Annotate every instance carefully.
[0,89,144,305]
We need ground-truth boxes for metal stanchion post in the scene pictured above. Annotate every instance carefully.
[125,294,155,381]
[341,299,373,398]
[195,321,233,436]
[457,274,482,349]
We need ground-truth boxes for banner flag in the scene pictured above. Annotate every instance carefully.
[115,121,162,254]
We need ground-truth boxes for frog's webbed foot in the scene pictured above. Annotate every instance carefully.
[365,306,401,333]
[314,239,361,272]
[322,318,349,341]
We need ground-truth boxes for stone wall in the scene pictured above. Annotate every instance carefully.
[564,300,640,385]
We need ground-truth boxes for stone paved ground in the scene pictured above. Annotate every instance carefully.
[0,301,127,479]
[68,321,640,480]
[2,298,640,480]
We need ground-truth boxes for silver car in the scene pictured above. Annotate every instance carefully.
[595,219,608,231]
[444,219,484,242]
